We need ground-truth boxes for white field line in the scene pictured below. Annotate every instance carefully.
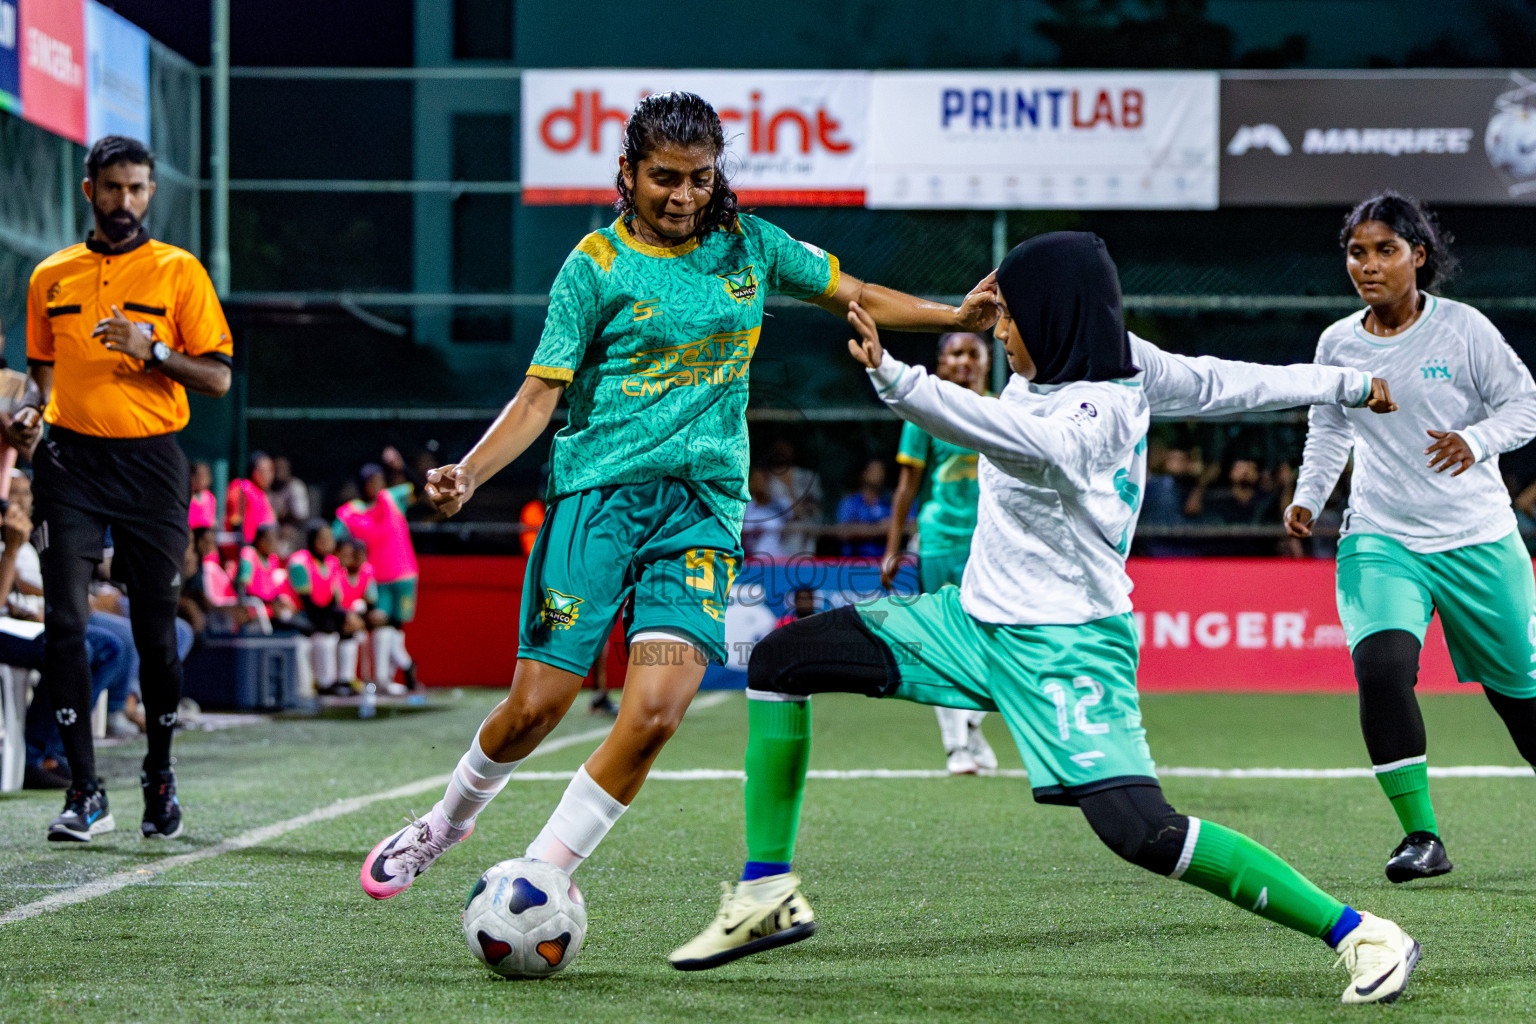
[0,694,732,927]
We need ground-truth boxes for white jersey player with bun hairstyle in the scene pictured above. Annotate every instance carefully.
[1287,191,1536,885]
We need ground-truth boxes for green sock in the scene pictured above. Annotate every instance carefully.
[743,697,812,864]
[1177,819,1347,939]
[1374,759,1438,836]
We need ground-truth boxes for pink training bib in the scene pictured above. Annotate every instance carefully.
[288,549,341,607]
[188,490,217,529]
[226,479,278,544]
[337,561,377,613]
[202,553,237,606]
[336,489,417,583]
[240,546,287,603]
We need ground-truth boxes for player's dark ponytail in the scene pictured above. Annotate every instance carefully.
[614,91,739,239]
[1340,191,1458,292]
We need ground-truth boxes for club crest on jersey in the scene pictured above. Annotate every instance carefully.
[541,589,583,629]
[46,281,62,303]
[1419,358,1453,381]
[717,265,758,303]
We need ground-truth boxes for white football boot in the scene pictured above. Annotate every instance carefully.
[1334,912,1421,1004]
[669,873,817,970]
[946,746,979,775]
[361,814,471,899]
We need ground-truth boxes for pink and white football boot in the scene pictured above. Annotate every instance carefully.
[361,813,472,899]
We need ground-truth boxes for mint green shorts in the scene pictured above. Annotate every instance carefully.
[518,478,738,675]
[375,577,417,624]
[856,586,1155,804]
[918,544,970,594]
[1336,531,1536,698]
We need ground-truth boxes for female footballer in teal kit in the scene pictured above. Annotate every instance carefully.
[360,91,1001,898]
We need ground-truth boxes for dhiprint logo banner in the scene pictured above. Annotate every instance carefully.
[866,71,1219,209]
[521,70,868,206]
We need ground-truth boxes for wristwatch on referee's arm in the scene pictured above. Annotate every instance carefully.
[145,340,172,368]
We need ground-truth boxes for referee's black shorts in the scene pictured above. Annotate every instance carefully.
[32,425,189,597]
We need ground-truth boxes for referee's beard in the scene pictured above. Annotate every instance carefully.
[93,201,142,243]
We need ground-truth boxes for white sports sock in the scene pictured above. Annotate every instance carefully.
[338,637,360,682]
[294,637,315,696]
[436,726,523,832]
[966,709,987,729]
[312,633,340,687]
[393,631,413,670]
[935,706,970,750]
[525,765,628,873]
[372,627,395,685]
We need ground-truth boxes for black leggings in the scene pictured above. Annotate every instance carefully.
[749,610,1193,875]
[1354,628,1536,767]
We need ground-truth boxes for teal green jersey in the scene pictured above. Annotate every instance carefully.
[896,419,979,553]
[528,214,839,538]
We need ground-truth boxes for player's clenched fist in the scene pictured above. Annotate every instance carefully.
[425,463,477,517]
[1365,377,1397,414]
[1283,504,1313,539]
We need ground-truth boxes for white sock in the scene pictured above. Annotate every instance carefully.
[525,765,627,873]
[294,637,315,696]
[435,726,522,833]
[312,633,340,687]
[966,709,987,729]
[393,631,413,670]
[372,627,395,685]
[338,637,360,682]
[935,706,970,750]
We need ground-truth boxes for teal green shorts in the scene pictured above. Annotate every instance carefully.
[856,587,1155,804]
[1337,531,1536,698]
[375,577,417,624]
[918,544,970,594]
[518,478,739,675]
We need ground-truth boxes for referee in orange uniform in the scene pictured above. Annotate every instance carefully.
[6,136,232,842]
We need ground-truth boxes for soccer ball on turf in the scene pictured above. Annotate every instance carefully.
[462,857,587,978]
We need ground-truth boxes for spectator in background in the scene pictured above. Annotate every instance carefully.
[1186,457,1283,556]
[763,438,822,556]
[775,587,821,629]
[288,521,346,695]
[835,458,893,558]
[188,460,217,530]
[226,451,278,545]
[269,456,311,554]
[335,457,420,693]
[742,467,792,559]
[1138,442,1202,557]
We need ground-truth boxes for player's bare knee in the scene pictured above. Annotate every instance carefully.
[616,702,686,759]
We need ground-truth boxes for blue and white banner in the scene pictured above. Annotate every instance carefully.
[0,0,19,113]
[867,71,1219,209]
[84,0,148,145]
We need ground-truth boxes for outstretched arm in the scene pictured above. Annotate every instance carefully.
[810,271,1000,335]
[1132,336,1395,419]
[425,376,564,517]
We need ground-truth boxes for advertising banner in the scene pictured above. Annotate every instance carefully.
[84,0,148,145]
[0,0,19,114]
[18,0,85,143]
[521,69,869,206]
[1221,71,1536,205]
[866,71,1219,209]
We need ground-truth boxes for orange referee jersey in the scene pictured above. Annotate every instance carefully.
[27,232,233,438]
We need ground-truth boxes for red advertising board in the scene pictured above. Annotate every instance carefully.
[19,0,85,143]
[409,556,1476,694]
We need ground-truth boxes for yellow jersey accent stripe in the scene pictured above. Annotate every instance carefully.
[575,231,618,273]
[821,253,841,298]
[895,452,925,468]
[613,217,700,259]
[527,364,575,383]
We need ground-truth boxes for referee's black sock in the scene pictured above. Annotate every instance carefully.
[140,654,184,773]
[43,660,99,789]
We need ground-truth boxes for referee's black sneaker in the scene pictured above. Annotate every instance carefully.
[141,768,184,839]
[47,783,115,842]
[1386,831,1453,883]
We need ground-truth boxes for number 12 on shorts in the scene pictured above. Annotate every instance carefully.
[1042,676,1109,741]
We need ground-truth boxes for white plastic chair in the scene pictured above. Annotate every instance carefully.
[1,664,28,792]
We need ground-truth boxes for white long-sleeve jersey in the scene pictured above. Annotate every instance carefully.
[1128,333,1375,419]
[1291,295,1536,554]
[870,353,1148,626]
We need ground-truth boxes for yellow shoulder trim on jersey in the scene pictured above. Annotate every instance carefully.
[614,217,700,259]
[576,231,618,273]
[821,253,841,298]
[895,452,926,468]
[527,364,575,383]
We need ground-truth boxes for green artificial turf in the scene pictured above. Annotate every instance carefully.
[1,690,1532,1022]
